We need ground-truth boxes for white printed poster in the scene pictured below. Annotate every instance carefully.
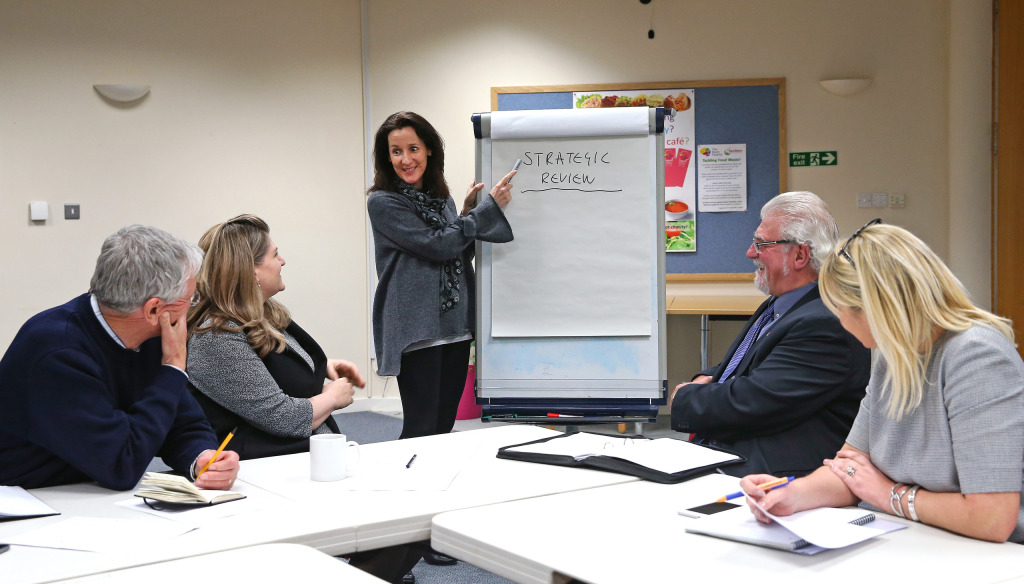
[697,144,748,212]
[572,89,696,252]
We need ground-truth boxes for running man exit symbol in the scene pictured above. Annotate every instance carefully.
[789,151,838,167]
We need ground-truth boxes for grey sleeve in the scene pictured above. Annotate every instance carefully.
[943,329,1024,493]
[367,191,512,264]
[187,329,315,438]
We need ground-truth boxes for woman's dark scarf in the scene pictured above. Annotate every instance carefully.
[395,181,464,314]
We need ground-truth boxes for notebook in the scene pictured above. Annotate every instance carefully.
[684,504,904,554]
[134,472,246,506]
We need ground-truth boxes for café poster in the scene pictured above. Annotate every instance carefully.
[572,88,696,252]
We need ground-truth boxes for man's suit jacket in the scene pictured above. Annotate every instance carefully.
[671,285,870,477]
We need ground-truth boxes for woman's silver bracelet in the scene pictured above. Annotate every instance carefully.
[889,483,907,518]
[906,485,921,522]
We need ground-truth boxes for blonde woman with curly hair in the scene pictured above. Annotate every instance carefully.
[740,220,1024,542]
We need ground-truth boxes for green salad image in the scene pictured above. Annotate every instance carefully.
[665,220,695,251]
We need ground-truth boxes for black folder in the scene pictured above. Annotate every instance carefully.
[497,431,745,484]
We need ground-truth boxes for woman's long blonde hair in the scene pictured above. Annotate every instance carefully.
[187,214,291,357]
[819,223,1014,419]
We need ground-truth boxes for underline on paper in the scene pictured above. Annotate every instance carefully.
[519,188,624,193]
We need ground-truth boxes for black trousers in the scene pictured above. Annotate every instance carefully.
[397,339,472,439]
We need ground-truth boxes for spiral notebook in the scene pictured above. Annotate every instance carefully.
[684,505,904,554]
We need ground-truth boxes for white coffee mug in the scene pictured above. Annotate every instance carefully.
[310,433,361,481]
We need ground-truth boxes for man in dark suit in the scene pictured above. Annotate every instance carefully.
[670,191,871,477]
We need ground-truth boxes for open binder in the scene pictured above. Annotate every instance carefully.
[497,431,744,484]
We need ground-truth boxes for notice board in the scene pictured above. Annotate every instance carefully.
[494,79,786,279]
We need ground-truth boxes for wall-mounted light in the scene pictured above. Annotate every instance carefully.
[819,78,872,96]
[93,84,150,103]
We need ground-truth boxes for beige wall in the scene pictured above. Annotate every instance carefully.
[0,0,992,401]
[0,0,375,394]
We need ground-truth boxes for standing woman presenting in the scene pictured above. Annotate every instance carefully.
[368,111,515,439]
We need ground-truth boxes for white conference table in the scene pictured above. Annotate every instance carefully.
[57,543,386,583]
[432,473,1024,584]
[0,477,349,584]
[236,424,641,553]
[1,425,638,584]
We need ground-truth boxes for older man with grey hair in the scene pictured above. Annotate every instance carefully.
[0,225,239,491]
[670,192,871,478]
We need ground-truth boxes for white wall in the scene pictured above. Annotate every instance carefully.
[0,0,375,395]
[0,0,992,399]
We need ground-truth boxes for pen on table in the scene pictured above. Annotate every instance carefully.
[196,426,236,480]
[546,413,582,418]
[716,475,795,503]
[405,454,417,469]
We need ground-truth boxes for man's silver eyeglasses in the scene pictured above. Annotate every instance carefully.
[752,239,794,253]
[838,218,882,269]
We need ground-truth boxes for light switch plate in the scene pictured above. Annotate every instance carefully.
[64,204,81,220]
[30,201,48,221]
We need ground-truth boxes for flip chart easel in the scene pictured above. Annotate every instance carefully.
[473,107,668,425]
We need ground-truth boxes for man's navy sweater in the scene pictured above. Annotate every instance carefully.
[0,294,216,490]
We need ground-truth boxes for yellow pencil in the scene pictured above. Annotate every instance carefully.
[195,426,236,480]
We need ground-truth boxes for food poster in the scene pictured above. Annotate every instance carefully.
[573,89,696,252]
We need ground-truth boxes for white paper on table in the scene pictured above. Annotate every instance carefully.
[337,444,476,491]
[753,500,896,549]
[116,494,264,527]
[0,485,59,518]
[3,516,194,552]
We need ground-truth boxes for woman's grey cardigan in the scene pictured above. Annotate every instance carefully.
[367,189,513,376]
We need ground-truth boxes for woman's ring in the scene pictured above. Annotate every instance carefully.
[846,465,856,477]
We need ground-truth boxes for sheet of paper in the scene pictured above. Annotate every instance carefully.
[3,516,193,552]
[338,444,474,491]
[490,136,653,338]
[597,438,739,475]
[116,495,264,527]
[697,143,748,212]
[0,485,59,518]
[753,500,894,549]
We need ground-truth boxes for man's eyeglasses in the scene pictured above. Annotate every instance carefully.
[838,218,883,269]
[189,292,201,307]
[752,239,794,253]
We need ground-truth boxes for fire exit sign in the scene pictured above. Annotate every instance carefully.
[789,151,837,166]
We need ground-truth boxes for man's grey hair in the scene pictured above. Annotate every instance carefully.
[761,191,839,272]
[89,225,204,313]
